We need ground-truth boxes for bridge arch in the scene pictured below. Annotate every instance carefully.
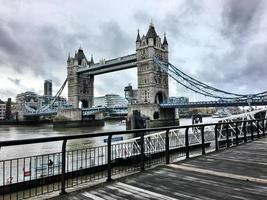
[79,100,89,109]
[154,91,166,104]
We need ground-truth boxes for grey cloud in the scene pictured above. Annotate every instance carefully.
[1,0,267,100]
[222,0,262,40]
[196,39,267,94]
[133,0,267,95]
[96,21,133,57]
[191,0,267,94]
[0,89,17,100]
[8,77,21,85]
[161,0,203,39]
[133,10,150,24]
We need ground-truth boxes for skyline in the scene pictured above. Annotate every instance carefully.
[0,0,267,100]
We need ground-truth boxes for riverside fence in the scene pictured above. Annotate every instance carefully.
[0,119,266,199]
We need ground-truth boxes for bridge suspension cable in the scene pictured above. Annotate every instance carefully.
[38,78,68,112]
[154,58,267,101]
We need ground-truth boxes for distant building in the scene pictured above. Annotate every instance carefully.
[0,99,6,120]
[44,80,52,96]
[16,91,39,104]
[15,91,39,119]
[94,96,107,107]
[94,94,128,108]
[124,84,138,104]
[5,98,12,120]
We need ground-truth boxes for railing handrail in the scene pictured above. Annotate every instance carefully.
[0,118,264,147]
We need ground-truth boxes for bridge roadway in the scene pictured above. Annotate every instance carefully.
[50,137,267,199]
[77,54,137,75]
[161,99,267,108]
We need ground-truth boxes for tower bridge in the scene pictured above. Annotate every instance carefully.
[21,23,267,124]
[67,23,175,128]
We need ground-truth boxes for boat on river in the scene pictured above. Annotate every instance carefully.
[212,109,231,118]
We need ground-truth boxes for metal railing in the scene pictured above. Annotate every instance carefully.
[0,119,265,199]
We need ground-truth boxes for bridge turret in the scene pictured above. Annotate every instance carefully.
[136,23,169,104]
[75,48,87,66]
[136,29,141,48]
[90,54,94,65]
[67,53,71,64]
[146,22,157,46]
[163,33,168,51]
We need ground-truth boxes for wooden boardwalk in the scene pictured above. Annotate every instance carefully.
[51,137,267,200]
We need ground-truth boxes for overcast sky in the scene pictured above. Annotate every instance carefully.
[0,0,267,101]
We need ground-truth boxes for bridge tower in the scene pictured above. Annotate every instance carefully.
[128,23,178,129]
[67,48,94,108]
[136,23,169,104]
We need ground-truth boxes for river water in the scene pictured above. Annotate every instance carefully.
[0,117,218,160]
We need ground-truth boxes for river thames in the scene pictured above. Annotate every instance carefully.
[0,117,218,160]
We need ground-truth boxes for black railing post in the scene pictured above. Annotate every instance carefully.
[263,119,265,136]
[201,126,205,155]
[140,132,145,171]
[235,122,239,146]
[215,124,219,151]
[257,120,260,138]
[60,139,67,195]
[185,127,189,158]
[106,135,112,182]
[250,121,254,141]
[165,129,170,164]
[226,124,230,148]
[243,121,247,143]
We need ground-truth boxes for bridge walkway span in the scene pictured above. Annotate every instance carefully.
[50,137,267,200]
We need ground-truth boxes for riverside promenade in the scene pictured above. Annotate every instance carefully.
[51,137,267,200]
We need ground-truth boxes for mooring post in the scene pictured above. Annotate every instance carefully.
[165,129,170,164]
[60,139,67,195]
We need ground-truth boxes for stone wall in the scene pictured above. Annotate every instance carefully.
[54,108,82,121]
